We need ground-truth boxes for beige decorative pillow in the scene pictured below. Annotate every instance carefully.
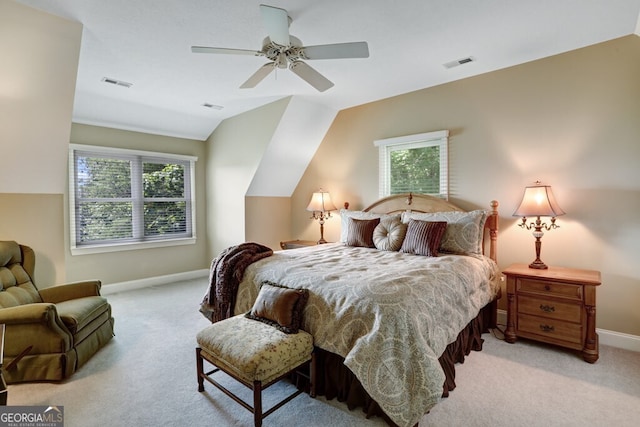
[402,210,488,255]
[373,216,407,251]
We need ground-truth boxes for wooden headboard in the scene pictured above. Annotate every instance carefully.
[348,193,499,263]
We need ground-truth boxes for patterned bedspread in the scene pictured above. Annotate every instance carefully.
[234,243,501,427]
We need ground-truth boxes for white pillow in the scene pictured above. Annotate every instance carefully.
[401,210,488,255]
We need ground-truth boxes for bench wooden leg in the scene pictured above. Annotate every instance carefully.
[309,351,316,398]
[196,347,204,392]
[253,380,262,427]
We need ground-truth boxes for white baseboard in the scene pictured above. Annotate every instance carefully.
[100,269,208,295]
[596,329,640,353]
[496,309,640,353]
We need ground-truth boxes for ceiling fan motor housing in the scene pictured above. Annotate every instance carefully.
[262,36,304,68]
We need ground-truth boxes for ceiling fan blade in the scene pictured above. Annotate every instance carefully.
[289,61,334,92]
[240,62,276,88]
[191,46,262,56]
[302,42,370,60]
[260,4,290,46]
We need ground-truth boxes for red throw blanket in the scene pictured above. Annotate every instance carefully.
[199,242,273,323]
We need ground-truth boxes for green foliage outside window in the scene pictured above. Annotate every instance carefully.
[74,153,189,245]
[390,146,440,195]
[376,130,448,198]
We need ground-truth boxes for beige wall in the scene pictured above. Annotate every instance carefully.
[1,0,81,285]
[0,0,81,195]
[0,194,65,285]
[289,35,640,336]
[245,196,292,250]
[205,98,290,259]
[66,124,209,285]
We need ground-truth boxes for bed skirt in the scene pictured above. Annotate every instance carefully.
[301,299,497,426]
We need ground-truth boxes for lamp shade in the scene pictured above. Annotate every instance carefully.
[513,183,565,218]
[306,190,337,213]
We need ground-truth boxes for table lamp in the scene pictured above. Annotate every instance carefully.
[306,189,337,244]
[513,181,565,269]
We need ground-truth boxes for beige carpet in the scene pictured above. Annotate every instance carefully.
[6,277,640,427]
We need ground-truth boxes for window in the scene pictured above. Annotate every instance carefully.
[374,130,448,198]
[69,144,197,254]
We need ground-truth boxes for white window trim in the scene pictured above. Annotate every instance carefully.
[374,130,449,199]
[69,144,197,256]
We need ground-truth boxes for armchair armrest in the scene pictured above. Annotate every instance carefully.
[0,303,59,325]
[0,304,73,356]
[39,280,102,304]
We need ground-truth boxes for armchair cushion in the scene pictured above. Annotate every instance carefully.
[0,242,41,308]
[0,283,42,308]
[56,296,110,335]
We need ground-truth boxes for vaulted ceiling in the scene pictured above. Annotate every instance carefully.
[13,0,640,141]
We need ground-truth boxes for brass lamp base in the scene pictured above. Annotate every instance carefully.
[528,226,549,269]
[529,259,548,269]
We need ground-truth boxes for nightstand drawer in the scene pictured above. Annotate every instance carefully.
[518,295,582,323]
[518,314,583,345]
[517,278,583,301]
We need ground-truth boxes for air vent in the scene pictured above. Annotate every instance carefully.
[443,57,475,69]
[101,77,133,88]
[202,103,223,110]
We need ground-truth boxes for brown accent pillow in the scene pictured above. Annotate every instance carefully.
[345,217,380,248]
[400,220,448,257]
[246,282,309,333]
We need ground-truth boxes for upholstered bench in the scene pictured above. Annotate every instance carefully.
[196,283,315,427]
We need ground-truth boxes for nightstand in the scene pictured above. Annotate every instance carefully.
[503,263,601,363]
[279,240,318,250]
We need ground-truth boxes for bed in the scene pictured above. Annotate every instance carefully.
[208,193,500,427]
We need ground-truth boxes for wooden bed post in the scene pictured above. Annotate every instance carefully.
[487,200,499,263]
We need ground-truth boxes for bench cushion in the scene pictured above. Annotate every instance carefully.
[197,315,313,385]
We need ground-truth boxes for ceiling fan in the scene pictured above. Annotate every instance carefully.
[191,4,369,92]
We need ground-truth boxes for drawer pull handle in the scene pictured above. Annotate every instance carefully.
[540,324,555,333]
[544,285,551,291]
[539,304,555,313]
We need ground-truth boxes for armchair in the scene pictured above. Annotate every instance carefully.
[0,241,115,383]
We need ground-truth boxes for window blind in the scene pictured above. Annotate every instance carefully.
[69,144,196,253]
[374,130,449,199]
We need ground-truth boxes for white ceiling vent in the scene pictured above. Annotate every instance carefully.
[101,77,132,88]
[202,103,224,110]
[443,57,475,69]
